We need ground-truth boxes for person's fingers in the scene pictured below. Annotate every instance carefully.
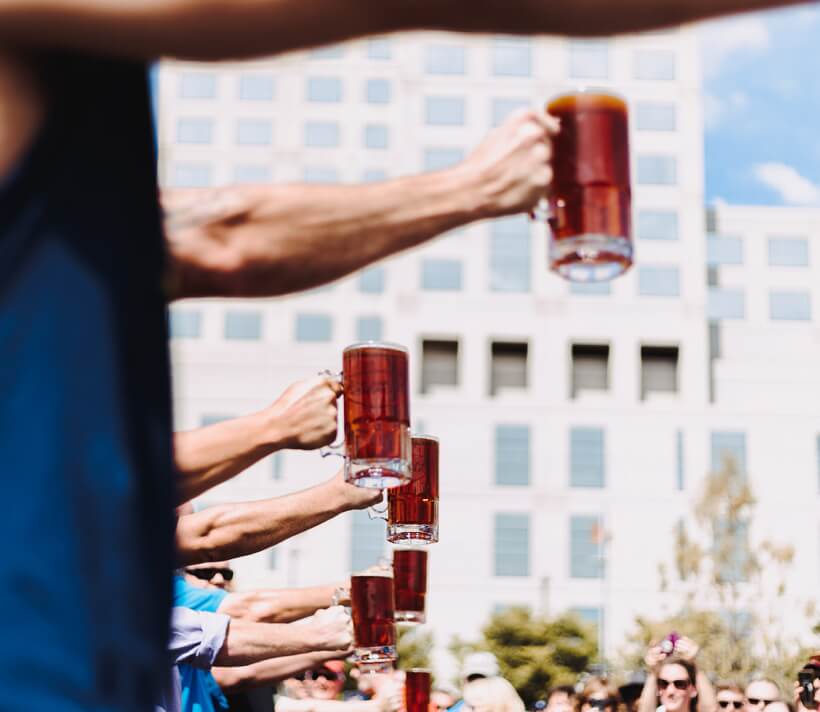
[528,108,560,136]
[323,377,344,398]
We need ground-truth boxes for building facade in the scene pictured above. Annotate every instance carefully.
[158,29,820,676]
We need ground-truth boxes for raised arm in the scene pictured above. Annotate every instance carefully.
[218,584,345,624]
[0,0,810,61]
[165,109,554,300]
[176,470,380,565]
[174,376,340,502]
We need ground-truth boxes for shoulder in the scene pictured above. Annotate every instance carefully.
[173,575,229,612]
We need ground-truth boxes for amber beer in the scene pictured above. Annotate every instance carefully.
[393,549,428,624]
[387,435,439,544]
[546,90,632,282]
[350,573,397,669]
[343,343,412,489]
[405,670,432,712]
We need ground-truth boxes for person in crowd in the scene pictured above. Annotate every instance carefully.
[619,674,647,712]
[580,678,619,712]
[637,637,717,712]
[185,561,236,591]
[463,676,526,712]
[765,703,793,712]
[716,684,745,712]
[746,681,781,712]
[794,659,820,712]
[432,686,461,712]
[275,667,402,712]
[1,0,811,707]
[306,662,347,701]
[545,685,579,712]
[463,653,502,683]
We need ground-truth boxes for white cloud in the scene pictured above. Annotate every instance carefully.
[700,16,770,77]
[703,90,749,130]
[753,162,820,205]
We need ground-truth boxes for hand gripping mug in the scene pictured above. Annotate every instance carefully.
[322,342,412,489]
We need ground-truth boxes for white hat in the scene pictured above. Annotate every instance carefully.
[462,652,500,680]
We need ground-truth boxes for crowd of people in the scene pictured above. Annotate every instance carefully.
[0,0,816,710]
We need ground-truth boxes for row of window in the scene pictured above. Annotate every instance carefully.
[708,233,813,268]
[178,41,675,102]
[708,288,813,321]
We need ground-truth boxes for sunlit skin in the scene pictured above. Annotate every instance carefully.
[432,691,457,712]
[658,663,697,712]
[746,682,781,712]
[307,668,346,701]
[717,690,745,712]
[548,692,576,712]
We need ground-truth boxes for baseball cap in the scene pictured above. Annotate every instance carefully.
[462,652,500,680]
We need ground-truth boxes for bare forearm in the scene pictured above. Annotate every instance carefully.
[0,0,809,60]
[212,651,338,692]
[166,170,478,300]
[637,674,659,712]
[220,586,338,624]
[174,411,279,503]
[696,671,717,712]
[216,620,330,667]
[176,480,346,565]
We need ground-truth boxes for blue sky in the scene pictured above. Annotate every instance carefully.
[701,5,820,206]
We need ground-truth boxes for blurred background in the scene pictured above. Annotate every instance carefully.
[155,5,820,688]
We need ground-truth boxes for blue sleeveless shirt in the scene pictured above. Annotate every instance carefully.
[0,53,175,710]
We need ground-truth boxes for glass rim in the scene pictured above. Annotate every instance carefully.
[392,546,429,557]
[411,433,439,443]
[405,668,433,675]
[351,569,394,578]
[547,86,626,104]
[344,340,409,354]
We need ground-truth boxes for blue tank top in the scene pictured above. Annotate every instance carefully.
[0,53,175,710]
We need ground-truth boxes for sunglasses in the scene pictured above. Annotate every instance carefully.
[185,566,234,582]
[719,702,744,709]
[308,669,344,682]
[585,700,616,710]
[747,701,776,707]
[658,679,691,691]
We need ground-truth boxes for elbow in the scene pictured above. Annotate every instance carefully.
[212,665,254,693]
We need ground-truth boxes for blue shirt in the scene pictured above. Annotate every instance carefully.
[174,577,230,712]
[0,53,175,711]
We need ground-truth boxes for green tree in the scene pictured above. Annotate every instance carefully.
[449,607,597,707]
[619,457,814,691]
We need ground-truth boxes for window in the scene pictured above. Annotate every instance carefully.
[570,515,605,578]
[638,266,680,297]
[172,163,211,188]
[366,79,391,104]
[676,430,685,491]
[714,518,750,583]
[491,98,529,127]
[711,431,746,476]
[239,74,274,101]
[636,155,677,185]
[236,119,272,146]
[571,344,609,398]
[201,414,234,427]
[305,122,340,148]
[491,342,528,395]
[570,281,611,296]
[570,428,605,488]
[364,124,389,149]
[495,426,530,486]
[180,73,216,99]
[367,38,391,60]
[421,339,458,393]
[295,314,333,342]
[350,509,385,571]
[492,37,531,77]
[425,97,466,126]
[768,237,809,267]
[636,211,678,242]
[634,50,676,80]
[635,102,677,131]
[272,453,284,480]
[423,148,464,172]
[356,316,383,342]
[359,266,385,294]
[311,46,343,59]
[707,235,743,265]
[268,548,277,570]
[234,164,272,184]
[421,259,462,291]
[169,310,201,339]
[708,288,745,320]
[494,513,530,576]
[177,118,213,144]
[490,216,530,292]
[307,76,343,102]
[426,44,466,75]
[363,169,387,183]
[303,166,339,183]
[224,311,262,340]
[770,291,811,321]
[641,346,678,399]
[568,40,609,79]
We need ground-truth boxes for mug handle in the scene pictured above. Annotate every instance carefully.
[529,197,551,223]
[318,369,345,457]
[367,491,388,521]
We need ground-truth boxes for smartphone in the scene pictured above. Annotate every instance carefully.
[798,669,817,710]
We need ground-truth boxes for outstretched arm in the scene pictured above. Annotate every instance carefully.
[0,1,809,61]
[176,471,380,565]
[174,376,340,502]
[212,650,343,694]
[165,109,554,300]
[217,584,344,624]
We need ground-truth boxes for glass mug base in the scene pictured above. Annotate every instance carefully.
[387,523,438,545]
[550,233,632,282]
[355,646,397,669]
[395,610,426,624]
[346,459,411,489]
